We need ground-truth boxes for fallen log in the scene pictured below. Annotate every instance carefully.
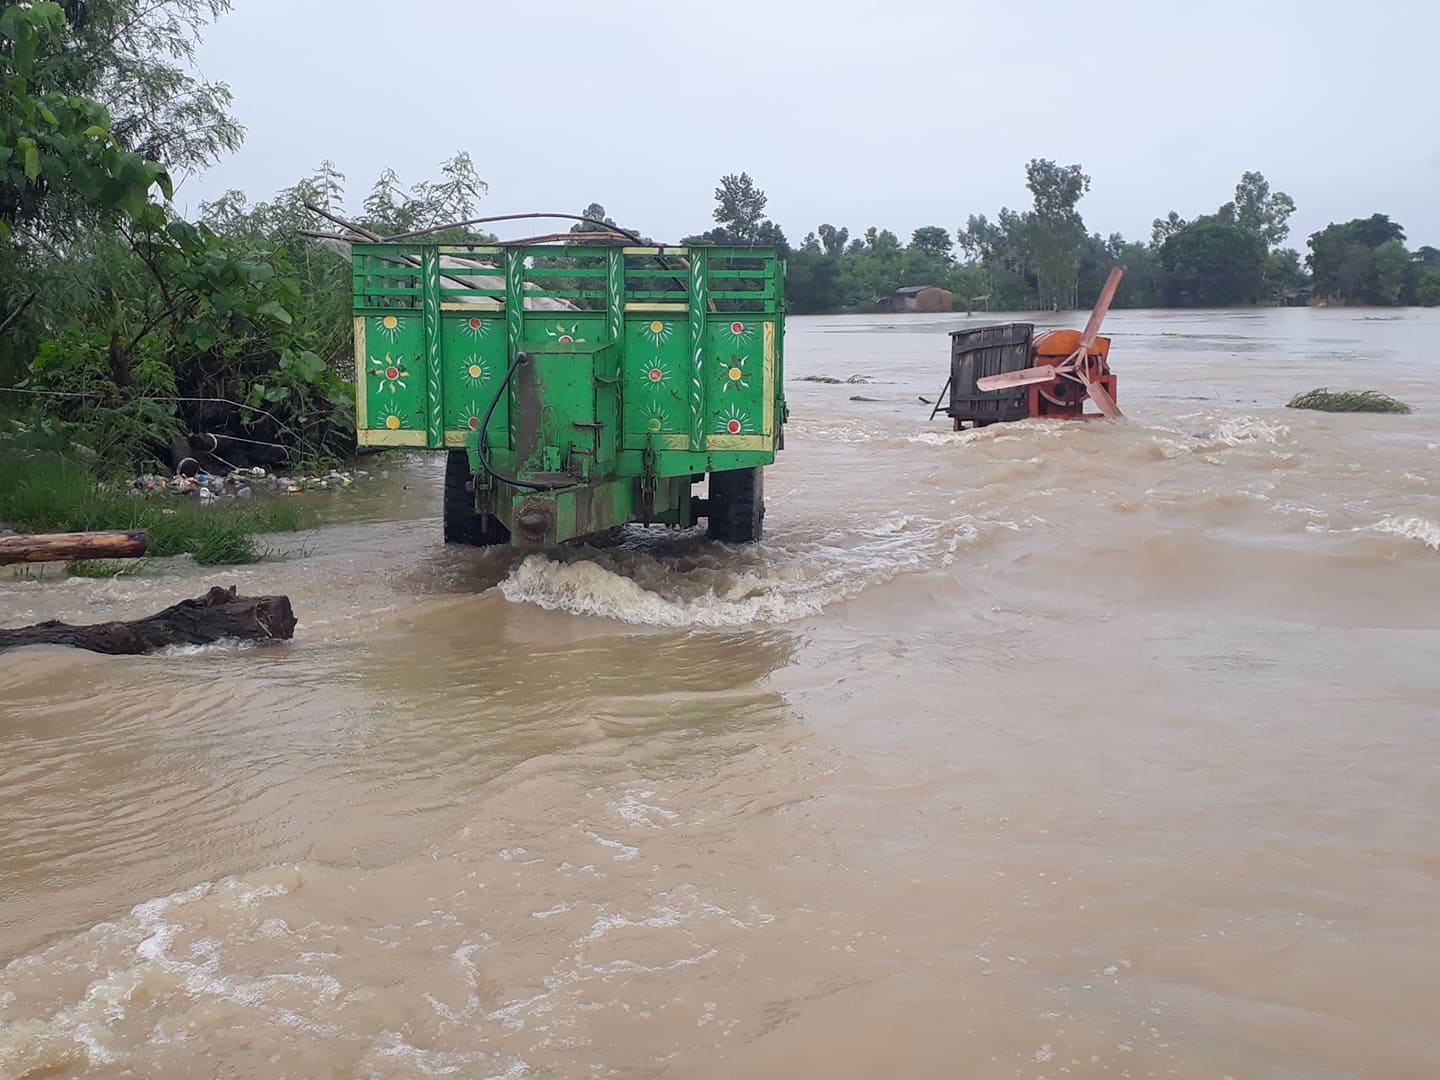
[0,586,297,655]
[0,530,148,567]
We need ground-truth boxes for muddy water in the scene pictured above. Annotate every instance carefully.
[2,308,1439,1079]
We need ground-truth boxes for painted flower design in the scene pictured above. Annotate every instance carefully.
[545,322,584,344]
[642,401,669,433]
[461,315,492,340]
[370,354,410,393]
[643,360,671,387]
[379,406,404,431]
[640,319,673,345]
[717,403,749,435]
[717,354,750,391]
[374,314,406,341]
[721,319,755,346]
[461,356,491,386]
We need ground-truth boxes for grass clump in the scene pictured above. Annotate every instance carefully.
[0,441,306,567]
[1286,388,1412,414]
[66,558,148,578]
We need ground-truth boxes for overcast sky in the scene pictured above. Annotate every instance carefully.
[185,0,1439,252]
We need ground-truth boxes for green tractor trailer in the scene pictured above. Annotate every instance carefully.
[352,241,786,546]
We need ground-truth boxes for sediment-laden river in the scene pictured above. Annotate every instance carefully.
[2,308,1438,1079]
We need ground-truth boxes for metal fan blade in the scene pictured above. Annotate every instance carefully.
[1083,374,1124,419]
[976,365,1058,391]
[1077,267,1125,351]
[1071,360,1123,417]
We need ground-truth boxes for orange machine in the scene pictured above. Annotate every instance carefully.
[933,267,1124,430]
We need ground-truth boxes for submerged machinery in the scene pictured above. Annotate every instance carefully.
[932,267,1125,430]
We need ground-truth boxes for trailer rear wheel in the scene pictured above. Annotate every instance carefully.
[707,467,765,543]
[444,450,510,546]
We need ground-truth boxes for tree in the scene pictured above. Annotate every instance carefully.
[958,214,1002,264]
[42,0,242,176]
[909,226,953,265]
[1160,215,1267,306]
[1306,214,1407,303]
[1151,211,1187,248]
[866,227,901,257]
[1024,158,1090,308]
[310,160,346,213]
[1025,159,1090,219]
[713,172,768,242]
[1373,239,1410,305]
[817,223,848,257]
[359,153,488,236]
[0,3,175,240]
[752,219,790,256]
[1264,247,1307,299]
[1229,170,1295,249]
[570,201,618,234]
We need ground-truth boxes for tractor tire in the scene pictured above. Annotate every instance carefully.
[707,466,765,543]
[443,450,510,546]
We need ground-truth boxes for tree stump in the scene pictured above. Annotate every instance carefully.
[0,586,297,655]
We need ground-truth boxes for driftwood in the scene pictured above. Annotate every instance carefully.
[0,586,297,655]
[0,530,147,567]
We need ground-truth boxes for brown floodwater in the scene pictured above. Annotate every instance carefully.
[2,308,1438,1079]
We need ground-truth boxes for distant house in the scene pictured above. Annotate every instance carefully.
[887,285,953,313]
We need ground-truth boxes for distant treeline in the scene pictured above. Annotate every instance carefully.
[670,167,1440,313]
[4,0,1436,477]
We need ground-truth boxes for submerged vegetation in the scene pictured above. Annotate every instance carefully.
[1286,389,1413,414]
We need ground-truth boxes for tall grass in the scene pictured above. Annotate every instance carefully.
[0,446,305,566]
[1286,388,1413,414]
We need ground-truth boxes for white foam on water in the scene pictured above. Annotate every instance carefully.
[1150,414,1294,459]
[907,420,1070,447]
[785,417,887,443]
[1372,516,1440,551]
[0,872,314,1076]
[155,638,260,657]
[584,831,641,861]
[496,513,979,626]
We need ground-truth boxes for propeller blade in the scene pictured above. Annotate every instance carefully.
[1069,361,1124,419]
[1087,379,1124,419]
[1077,266,1125,351]
[976,365,1058,391]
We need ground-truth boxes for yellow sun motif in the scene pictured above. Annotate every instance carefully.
[461,356,491,387]
[375,314,405,342]
[369,354,409,393]
[717,354,750,391]
[378,407,404,430]
[640,319,673,346]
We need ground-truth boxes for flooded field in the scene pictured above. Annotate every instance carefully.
[2,307,1438,1078]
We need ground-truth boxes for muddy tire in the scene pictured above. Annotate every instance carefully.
[707,466,765,543]
[443,450,510,546]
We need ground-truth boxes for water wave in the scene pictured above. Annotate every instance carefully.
[496,513,989,626]
[1372,516,1440,552]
